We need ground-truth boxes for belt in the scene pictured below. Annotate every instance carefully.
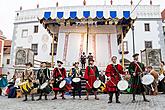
[89,75,95,77]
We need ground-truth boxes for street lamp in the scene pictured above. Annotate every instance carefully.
[131,25,135,54]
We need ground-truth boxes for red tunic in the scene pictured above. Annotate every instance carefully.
[52,67,66,91]
[105,64,124,92]
[84,66,99,90]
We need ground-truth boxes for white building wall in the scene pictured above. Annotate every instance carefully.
[11,22,53,66]
[119,19,163,62]
[159,21,165,61]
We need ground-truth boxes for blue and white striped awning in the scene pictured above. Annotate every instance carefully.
[43,10,136,20]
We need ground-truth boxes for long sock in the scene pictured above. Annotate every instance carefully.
[142,92,146,100]
[115,92,119,102]
[31,94,34,100]
[109,92,113,101]
[25,95,28,100]
[55,91,58,98]
[72,90,75,98]
[133,93,135,100]
[78,91,81,98]
[62,92,65,98]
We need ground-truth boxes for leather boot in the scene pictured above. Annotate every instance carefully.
[115,92,120,103]
[31,94,35,101]
[45,95,48,100]
[23,95,28,101]
[108,93,113,103]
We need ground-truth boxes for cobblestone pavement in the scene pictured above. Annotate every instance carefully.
[0,94,165,110]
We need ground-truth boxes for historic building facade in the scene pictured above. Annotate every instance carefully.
[10,5,165,71]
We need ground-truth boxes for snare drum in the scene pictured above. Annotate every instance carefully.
[72,78,81,83]
[59,79,71,92]
[93,80,106,92]
[19,81,32,94]
[117,80,128,91]
[40,82,49,90]
[141,74,154,85]
[40,81,52,94]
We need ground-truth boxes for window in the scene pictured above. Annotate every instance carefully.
[123,41,128,51]
[6,59,10,64]
[163,26,165,36]
[22,29,28,38]
[34,25,38,33]
[145,41,152,49]
[119,41,129,54]
[50,43,57,55]
[144,23,150,31]
[31,44,38,55]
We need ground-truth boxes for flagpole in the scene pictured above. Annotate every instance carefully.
[52,34,55,68]
[86,20,89,55]
[121,31,125,68]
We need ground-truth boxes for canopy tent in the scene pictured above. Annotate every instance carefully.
[38,6,136,68]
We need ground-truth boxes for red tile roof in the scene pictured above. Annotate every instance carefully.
[161,9,165,20]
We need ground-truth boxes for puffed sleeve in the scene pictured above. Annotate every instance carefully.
[105,65,111,77]
[84,66,89,80]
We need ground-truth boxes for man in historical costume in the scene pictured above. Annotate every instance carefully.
[87,53,93,65]
[69,62,83,99]
[21,62,35,101]
[128,53,149,103]
[52,60,66,100]
[84,59,99,100]
[80,52,86,69]
[37,62,50,100]
[147,66,159,95]
[105,56,125,103]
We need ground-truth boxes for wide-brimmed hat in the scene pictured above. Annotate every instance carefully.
[41,62,47,64]
[57,60,63,64]
[74,62,79,65]
[132,53,139,58]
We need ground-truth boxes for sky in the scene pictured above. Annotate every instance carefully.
[0,0,165,39]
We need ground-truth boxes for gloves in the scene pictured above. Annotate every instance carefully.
[133,73,136,76]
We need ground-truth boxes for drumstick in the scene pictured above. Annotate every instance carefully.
[86,82,92,89]
[107,78,116,86]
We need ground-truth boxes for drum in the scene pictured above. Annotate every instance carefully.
[40,81,52,94]
[19,81,32,94]
[65,78,72,84]
[72,78,81,83]
[59,79,71,92]
[141,74,154,85]
[158,74,164,81]
[93,80,102,89]
[93,80,106,92]
[117,80,128,91]
[40,82,49,90]
[59,80,66,89]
